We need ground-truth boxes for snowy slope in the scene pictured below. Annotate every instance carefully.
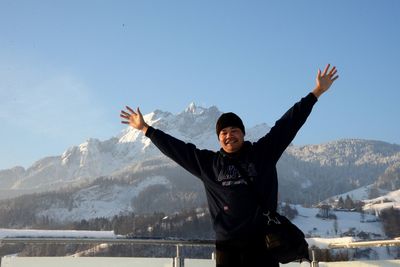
[38,176,171,221]
[323,183,400,215]
[363,189,400,214]
[292,205,384,239]
[333,186,372,202]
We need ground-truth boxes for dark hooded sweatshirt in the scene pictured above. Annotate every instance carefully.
[145,93,318,241]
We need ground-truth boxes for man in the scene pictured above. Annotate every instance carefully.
[120,64,338,266]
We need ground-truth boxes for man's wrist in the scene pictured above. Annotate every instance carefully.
[141,124,149,134]
[312,87,322,99]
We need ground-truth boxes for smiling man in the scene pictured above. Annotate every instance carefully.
[120,64,338,267]
[216,113,246,154]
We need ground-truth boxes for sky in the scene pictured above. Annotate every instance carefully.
[0,0,399,170]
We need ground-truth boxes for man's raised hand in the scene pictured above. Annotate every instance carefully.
[120,106,148,133]
[312,64,339,98]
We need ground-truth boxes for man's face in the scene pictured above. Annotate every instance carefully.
[218,126,244,153]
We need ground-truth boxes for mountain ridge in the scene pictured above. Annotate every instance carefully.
[0,103,399,216]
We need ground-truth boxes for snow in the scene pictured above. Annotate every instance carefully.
[0,228,117,239]
[363,189,400,213]
[0,102,399,262]
[38,176,171,221]
[0,202,398,261]
[332,185,373,202]
[307,237,354,249]
[2,103,400,206]
[292,205,384,239]
[286,139,400,167]
[185,102,203,114]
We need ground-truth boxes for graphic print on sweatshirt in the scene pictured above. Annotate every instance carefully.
[217,162,257,187]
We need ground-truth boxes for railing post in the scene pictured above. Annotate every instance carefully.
[174,244,184,267]
[311,249,319,267]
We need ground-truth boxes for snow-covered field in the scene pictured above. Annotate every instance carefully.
[0,203,385,248]
[293,205,384,239]
[1,200,398,261]
[0,225,399,261]
[0,228,117,239]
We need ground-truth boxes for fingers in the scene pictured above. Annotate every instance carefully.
[126,106,135,114]
[120,110,130,117]
[322,64,337,76]
[328,66,337,79]
[120,110,130,121]
[120,111,130,124]
[120,105,143,125]
[331,75,339,82]
[120,106,134,124]
[120,105,138,119]
[322,64,330,76]
[319,64,339,81]
[328,66,338,81]
[328,66,337,76]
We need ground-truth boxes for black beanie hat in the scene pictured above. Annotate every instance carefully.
[216,112,245,136]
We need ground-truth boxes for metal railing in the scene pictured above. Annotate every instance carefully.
[0,237,215,267]
[329,237,400,249]
[2,237,400,267]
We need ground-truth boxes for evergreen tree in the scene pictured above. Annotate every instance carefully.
[380,207,400,238]
[344,195,354,210]
[337,196,344,209]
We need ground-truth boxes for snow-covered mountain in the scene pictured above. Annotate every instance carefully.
[0,103,400,223]
[0,103,271,199]
[278,140,400,203]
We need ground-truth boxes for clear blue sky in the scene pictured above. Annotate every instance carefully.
[1,0,399,170]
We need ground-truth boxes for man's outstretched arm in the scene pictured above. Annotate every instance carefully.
[312,64,339,98]
[255,64,339,162]
[120,105,213,180]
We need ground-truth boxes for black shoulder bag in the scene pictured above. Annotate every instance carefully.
[260,210,310,264]
[232,160,311,264]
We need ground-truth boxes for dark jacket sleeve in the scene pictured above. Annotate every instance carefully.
[145,126,213,179]
[254,93,318,163]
